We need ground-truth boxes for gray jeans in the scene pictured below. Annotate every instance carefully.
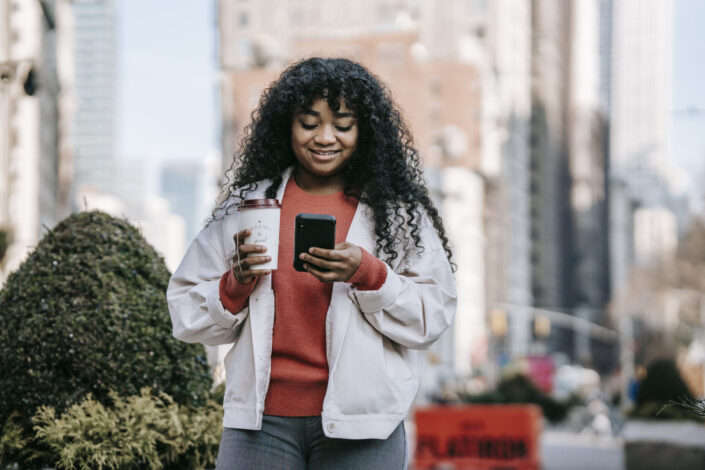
[215,415,407,470]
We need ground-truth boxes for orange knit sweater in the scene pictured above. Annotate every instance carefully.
[219,177,387,416]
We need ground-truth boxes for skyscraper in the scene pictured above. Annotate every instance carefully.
[529,0,572,312]
[609,0,673,205]
[70,0,116,197]
[607,0,678,292]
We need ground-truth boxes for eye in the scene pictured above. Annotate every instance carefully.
[299,122,317,130]
[335,125,353,132]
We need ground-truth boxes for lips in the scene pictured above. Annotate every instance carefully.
[310,149,340,156]
[309,149,341,161]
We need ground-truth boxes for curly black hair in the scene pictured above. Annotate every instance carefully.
[214,57,454,269]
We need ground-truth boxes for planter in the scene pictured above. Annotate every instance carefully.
[622,420,705,470]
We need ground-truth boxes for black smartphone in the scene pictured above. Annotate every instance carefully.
[293,213,336,272]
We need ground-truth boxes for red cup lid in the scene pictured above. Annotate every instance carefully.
[237,198,281,209]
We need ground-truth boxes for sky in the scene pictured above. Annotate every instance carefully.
[117,0,705,192]
[671,0,705,185]
[117,0,218,163]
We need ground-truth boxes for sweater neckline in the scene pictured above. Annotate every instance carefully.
[286,175,347,199]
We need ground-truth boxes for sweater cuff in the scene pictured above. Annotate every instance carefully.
[219,270,257,314]
[347,248,387,291]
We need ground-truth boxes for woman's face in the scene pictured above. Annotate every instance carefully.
[290,98,358,188]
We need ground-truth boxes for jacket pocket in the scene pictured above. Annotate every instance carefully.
[331,310,417,416]
[223,318,257,406]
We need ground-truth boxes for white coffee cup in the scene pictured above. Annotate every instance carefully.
[237,199,281,270]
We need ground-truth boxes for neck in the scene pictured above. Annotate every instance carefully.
[293,166,345,195]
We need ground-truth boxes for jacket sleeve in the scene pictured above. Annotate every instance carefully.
[167,223,248,346]
[349,229,457,350]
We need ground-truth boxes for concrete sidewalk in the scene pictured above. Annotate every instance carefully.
[540,430,625,470]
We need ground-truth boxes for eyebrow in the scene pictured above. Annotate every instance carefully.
[299,108,356,118]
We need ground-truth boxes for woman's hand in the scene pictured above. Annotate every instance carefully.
[231,229,271,284]
[299,241,362,283]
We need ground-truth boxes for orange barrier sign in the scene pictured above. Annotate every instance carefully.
[414,405,542,470]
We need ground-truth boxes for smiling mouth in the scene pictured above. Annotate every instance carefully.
[310,149,341,156]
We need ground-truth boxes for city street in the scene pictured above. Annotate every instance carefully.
[541,431,625,470]
[2,0,704,468]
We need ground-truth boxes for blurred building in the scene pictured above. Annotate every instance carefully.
[410,0,535,360]
[473,0,534,359]
[608,178,635,295]
[116,158,186,272]
[529,0,572,314]
[0,0,73,285]
[633,206,678,267]
[160,153,221,244]
[606,0,681,292]
[526,0,612,368]
[609,0,673,201]
[568,0,611,366]
[69,0,116,198]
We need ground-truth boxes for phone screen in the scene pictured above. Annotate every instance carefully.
[293,214,336,272]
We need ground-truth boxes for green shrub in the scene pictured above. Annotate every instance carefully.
[32,388,222,470]
[460,374,575,423]
[0,211,212,431]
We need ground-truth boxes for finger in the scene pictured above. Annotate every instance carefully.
[304,263,339,283]
[308,247,346,260]
[244,268,271,277]
[300,253,338,270]
[239,244,267,255]
[233,229,251,245]
[235,269,271,283]
[238,255,271,269]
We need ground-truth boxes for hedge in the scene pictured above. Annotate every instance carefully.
[0,211,212,431]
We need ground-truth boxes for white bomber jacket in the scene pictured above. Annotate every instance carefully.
[167,167,457,439]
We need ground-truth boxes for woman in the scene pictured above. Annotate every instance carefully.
[167,57,457,469]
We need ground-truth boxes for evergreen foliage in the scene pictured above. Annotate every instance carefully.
[31,388,222,470]
[0,211,212,430]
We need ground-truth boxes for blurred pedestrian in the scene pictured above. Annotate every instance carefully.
[168,57,457,469]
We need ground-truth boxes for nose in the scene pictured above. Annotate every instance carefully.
[314,125,336,145]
